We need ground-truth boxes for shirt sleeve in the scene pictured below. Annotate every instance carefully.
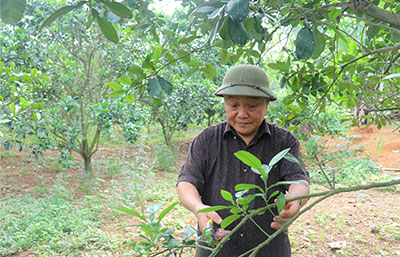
[177,133,207,195]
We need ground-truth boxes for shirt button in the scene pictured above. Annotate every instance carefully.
[243,168,247,173]
[240,233,244,238]
[233,136,237,139]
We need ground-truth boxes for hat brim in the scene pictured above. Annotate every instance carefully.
[215,85,277,101]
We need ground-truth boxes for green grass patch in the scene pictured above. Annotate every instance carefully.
[0,191,116,256]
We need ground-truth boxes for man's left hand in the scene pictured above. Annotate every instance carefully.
[270,193,301,230]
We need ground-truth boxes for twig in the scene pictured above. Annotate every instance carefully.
[382,168,400,172]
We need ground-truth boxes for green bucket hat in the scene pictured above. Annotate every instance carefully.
[215,64,277,101]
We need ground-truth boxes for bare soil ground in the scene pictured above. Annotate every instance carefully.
[1,125,399,257]
[291,126,400,257]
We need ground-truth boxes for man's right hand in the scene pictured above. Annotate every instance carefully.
[195,204,223,232]
[176,182,223,232]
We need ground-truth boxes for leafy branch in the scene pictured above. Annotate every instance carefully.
[311,42,400,119]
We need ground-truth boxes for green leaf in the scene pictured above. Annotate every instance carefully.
[201,64,217,79]
[116,206,146,221]
[103,0,132,19]
[0,119,11,124]
[122,241,137,248]
[0,0,26,24]
[183,225,197,241]
[194,6,216,14]
[268,62,290,73]
[178,35,199,44]
[157,76,173,95]
[243,17,264,43]
[271,180,308,187]
[108,89,125,97]
[147,202,163,214]
[221,214,240,228]
[148,77,163,98]
[208,6,224,19]
[86,15,94,28]
[9,103,15,114]
[283,152,300,164]
[333,28,348,43]
[259,164,269,179]
[40,2,85,28]
[235,183,264,193]
[229,206,243,214]
[118,77,132,85]
[31,112,37,121]
[128,65,145,77]
[167,238,179,249]
[96,16,119,43]
[234,150,261,169]
[312,29,325,58]
[226,0,249,22]
[158,202,178,222]
[152,97,162,106]
[236,194,256,205]
[221,189,234,204]
[328,8,342,20]
[209,15,221,46]
[228,18,247,46]
[177,49,191,63]
[276,193,286,213]
[125,93,135,103]
[296,27,315,61]
[269,148,291,167]
[153,47,162,60]
[197,205,231,213]
[346,98,356,109]
[107,81,122,90]
[268,190,279,200]
[187,60,203,68]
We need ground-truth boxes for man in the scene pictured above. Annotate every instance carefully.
[177,64,310,256]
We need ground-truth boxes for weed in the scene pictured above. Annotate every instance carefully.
[376,222,400,240]
[0,191,117,256]
[315,210,331,227]
[0,150,18,158]
[153,143,177,172]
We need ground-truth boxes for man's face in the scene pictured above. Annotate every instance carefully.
[224,96,269,143]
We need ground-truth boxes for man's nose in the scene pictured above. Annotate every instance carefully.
[237,107,249,118]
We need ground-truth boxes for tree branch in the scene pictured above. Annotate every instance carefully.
[208,179,400,257]
[357,0,400,30]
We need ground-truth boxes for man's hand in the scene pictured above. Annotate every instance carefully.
[270,193,301,230]
[195,204,223,232]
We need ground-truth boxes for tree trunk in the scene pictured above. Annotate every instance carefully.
[83,155,93,180]
[162,125,173,148]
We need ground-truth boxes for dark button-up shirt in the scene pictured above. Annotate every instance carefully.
[178,120,309,257]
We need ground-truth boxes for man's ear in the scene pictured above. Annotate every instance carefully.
[266,99,271,109]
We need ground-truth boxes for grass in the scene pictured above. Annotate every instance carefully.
[0,186,117,256]
[306,142,381,187]
[0,126,183,256]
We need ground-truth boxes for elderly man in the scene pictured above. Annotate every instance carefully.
[177,64,310,256]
